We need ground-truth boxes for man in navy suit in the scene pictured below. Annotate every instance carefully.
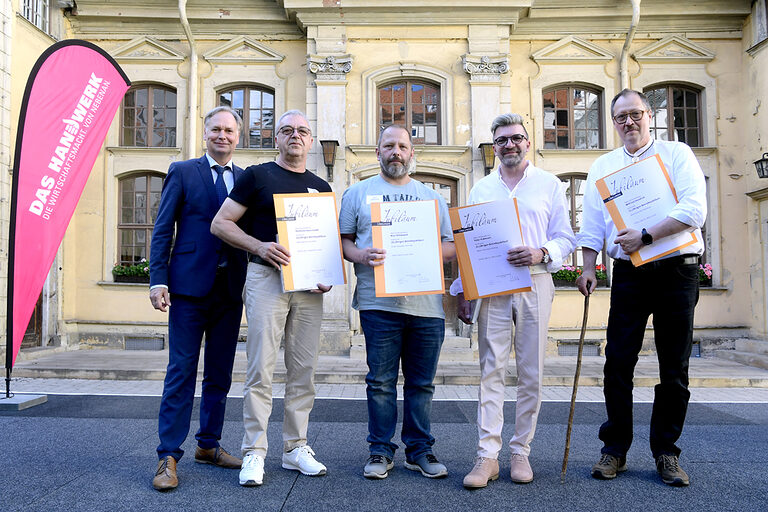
[149,106,248,491]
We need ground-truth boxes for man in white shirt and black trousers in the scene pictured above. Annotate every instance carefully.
[456,113,575,489]
[577,88,707,487]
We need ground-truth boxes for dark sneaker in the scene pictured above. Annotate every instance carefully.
[404,453,448,478]
[591,453,627,480]
[364,454,394,479]
[656,454,690,486]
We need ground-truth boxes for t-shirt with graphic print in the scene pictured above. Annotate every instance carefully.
[338,173,453,319]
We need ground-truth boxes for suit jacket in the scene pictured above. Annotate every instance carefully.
[149,154,247,301]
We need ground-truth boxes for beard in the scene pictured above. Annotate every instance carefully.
[499,150,524,168]
[380,156,414,179]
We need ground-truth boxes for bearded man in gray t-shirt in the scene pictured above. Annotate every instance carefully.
[339,125,455,480]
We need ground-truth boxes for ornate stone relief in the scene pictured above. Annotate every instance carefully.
[462,54,509,81]
[308,54,353,80]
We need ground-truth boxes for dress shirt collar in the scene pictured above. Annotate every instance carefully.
[205,153,233,171]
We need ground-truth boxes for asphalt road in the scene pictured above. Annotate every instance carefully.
[2,396,767,511]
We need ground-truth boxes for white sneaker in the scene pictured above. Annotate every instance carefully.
[282,445,327,476]
[239,452,264,486]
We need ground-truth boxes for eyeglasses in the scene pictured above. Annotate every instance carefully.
[612,110,647,124]
[278,126,312,138]
[493,134,528,147]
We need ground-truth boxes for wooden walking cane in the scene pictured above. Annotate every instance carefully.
[561,293,590,483]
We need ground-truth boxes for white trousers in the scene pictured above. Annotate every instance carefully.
[241,263,323,457]
[475,273,554,458]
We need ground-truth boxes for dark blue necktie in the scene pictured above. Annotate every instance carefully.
[213,165,229,207]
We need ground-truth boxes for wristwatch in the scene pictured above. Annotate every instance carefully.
[540,247,551,264]
[641,228,653,246]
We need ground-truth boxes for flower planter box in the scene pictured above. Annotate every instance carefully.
[113,274,149,283]
[553,278,608,288]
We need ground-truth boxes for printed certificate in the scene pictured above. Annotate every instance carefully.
[371,199,445,297]
[274,192,346,292]
[449,198,533,300]
[596,154,698,266]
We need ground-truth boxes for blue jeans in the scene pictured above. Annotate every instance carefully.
[359,309,444,460]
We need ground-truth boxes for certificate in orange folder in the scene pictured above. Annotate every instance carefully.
[274,192,346,292]
[449,198,532,300]
[596,154,698,266]
[371,199,445,297]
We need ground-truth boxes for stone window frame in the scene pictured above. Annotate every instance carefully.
[362,63,453,146]
[377,79,442,145]
[116,171,165,266]
[217,84,277,149]
[644,83,703,148]
[542,84,604,150]
[120,83,178,148]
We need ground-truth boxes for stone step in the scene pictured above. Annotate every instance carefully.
[735,339,768,356]
[713,350,768,371]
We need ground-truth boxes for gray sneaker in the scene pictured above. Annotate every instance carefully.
[364,454,394,479]
[404,453,448,478]
[591,453,627,480]
[656,454,690,486]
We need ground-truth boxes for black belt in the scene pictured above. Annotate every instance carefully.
[248,253,270,266]
[615,254,699,268]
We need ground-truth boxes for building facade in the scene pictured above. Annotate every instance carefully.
[3,0,768,359]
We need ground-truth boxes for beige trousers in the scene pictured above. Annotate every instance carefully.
[241,263,323,457]
[475,272,554,458]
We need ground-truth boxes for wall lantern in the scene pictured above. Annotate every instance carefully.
[755,153,768,179]
[479,143,496,175]
[320,140,339,181]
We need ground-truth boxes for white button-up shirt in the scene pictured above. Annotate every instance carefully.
[578,139,707,260]
[450,161,576,295]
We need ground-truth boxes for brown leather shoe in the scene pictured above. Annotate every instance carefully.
[152,456,178,491]
[194,446,242,469]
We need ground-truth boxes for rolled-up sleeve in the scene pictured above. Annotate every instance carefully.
[667,144,707,229]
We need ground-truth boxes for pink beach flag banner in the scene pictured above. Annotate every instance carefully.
[7,40,130,367]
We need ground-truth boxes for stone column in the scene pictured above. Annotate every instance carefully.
[463,25,510,185]
[306,27,354,354]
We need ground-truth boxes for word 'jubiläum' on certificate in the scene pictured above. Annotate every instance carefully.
[449,198,533,300]
[274,192,347,292]
[596,154,697,266]
[371,200,445,297]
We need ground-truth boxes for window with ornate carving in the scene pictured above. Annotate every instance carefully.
[22,0,50,32]
[118,173,164,265]
[378,81,440,145]
[121,85,177,147]
[560,173,607,272]
[218,86,275,149]
[644,85,702,147]
[543,86,602,149]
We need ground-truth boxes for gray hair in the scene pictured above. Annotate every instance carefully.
[611,88,651,115]
[377,124,413,148]
[490,113,529,138]
[276,109,310,132]
[204,106,243,132]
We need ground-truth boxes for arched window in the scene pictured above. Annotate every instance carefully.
[378,80,440,145]
[543,86,602,149]
[644,84,702,147]
[560,173,607,272]
[121,85,177,147]
[118,172,164,265]
[218,85,275,149]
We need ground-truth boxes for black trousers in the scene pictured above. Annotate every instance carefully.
[599,256,699,459]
